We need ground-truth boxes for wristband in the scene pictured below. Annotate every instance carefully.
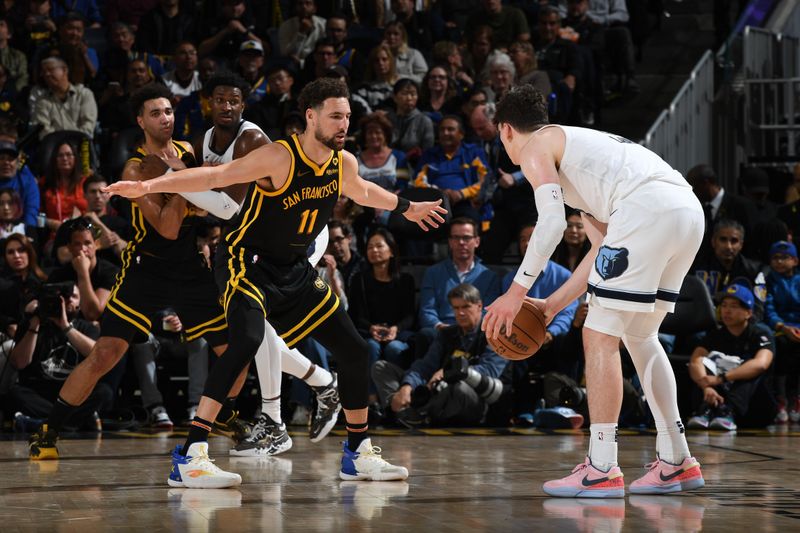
[62,323,74,334]
[392,196,411,214]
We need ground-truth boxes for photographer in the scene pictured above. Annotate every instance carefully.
[6,283,112,429]
[48,217,119,321]
[373,283,508,427]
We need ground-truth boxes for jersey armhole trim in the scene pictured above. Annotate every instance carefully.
[256,140,295,197]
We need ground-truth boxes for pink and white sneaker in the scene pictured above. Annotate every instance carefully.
[542,457,625,498]
[629,456,705,495]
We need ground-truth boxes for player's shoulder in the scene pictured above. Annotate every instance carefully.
[175,140,193,154]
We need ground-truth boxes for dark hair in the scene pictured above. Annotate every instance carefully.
[130,84,173,116]
[494,84,549,132]
[328,219,354,238]
[297,77,350,112]
[328,11,349,24]
[61,216,97,243]
[82,173,108,193]
[0,187,22,220]
[173,40,197,55]
[197,216,223,238]
[440,114,465,133]
[3,233,47,281]
[713,219,745,240]
[44,141,83,194]
[449,216,479,236]
[539,5,562,20]
[313,37,338,54]
[686,164,718,186]
[204,72,251,99]
[59,10,85,27]
[366,227,400,278]
[393,78,418,95]
[448,282,482,304]
[358,112,393,148]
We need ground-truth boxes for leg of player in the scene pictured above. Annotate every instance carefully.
[623,312,704,494]
[281,344,340,443]
[542,328,625,498]
[307,307,408,481]
[29,337,129,460]
[209,343,253,445]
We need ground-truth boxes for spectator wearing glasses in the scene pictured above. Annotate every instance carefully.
[0,141,38,228]
[326,221,364,294]
[39,141,89,235]
[30,56,97,139]
[419,65,459,127]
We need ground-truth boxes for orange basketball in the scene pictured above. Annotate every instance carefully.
[487,301,547,361]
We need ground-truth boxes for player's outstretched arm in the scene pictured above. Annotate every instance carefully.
[340,151,447,231]
[104,144,289,198]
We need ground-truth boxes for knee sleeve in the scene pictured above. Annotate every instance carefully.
[203,296,265,403]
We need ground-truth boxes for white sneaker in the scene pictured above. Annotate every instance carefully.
[339,438,409,481]
[150,406,174,429]
[168,442,242,489]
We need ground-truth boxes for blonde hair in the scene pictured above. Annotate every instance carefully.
[366,44,398,84]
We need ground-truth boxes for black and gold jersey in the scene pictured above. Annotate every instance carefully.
[125,141,200,261]
[225,134,342,263]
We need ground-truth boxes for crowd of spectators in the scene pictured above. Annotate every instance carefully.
[0,0,795,433]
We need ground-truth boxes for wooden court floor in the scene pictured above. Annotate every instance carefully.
[0,428,799,532]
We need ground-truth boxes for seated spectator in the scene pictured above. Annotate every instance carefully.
[39,11,99,85]
[469,104,532,263]
[413,116,490,222]
[687,284,774,431]
[462,25,494,83]
[687,164,756,259]
[81,175,130,266]
[299,38,339,88]
[0,188,29,240]
[534,7,582,124]
[465,0,530,49]
[39,141,90,234]
[173,57,218,142]
[386,79,434,163]
[235,40,268,104]
[356,44,399,110]
[373,282,507,426]
[326,221,364,293]
[136,0,197,57]
[431,40,474,98]
[198,0,261,61]
[357,113,410,197]
[47,217,118,321]
[484,52,515,104]
[692,219,766,318]
[50,0,102,27]
[384,21,428,84]
[0,140,38,228]
[0,63,22,125]
[104,0,160,31]
[244,63,298,141]
[18,1,57,58]
[8,283,112,431]
[31,56,98,139]
[349,228,415,371]
[0,234,47,330]
[278,0,326,66]
[419,65,460,126]
[324,13,365,80]
[508,40,552,96]
[0,18,28,91]
[459,86,489,135]
[103,22,165,83]
[419,217,501,333]
[161,41,201,101]
[391,0,436,52]
[436,0,480,43]
[764,241,800,424]
[98,59,155,136]
[740,166,784,263]
[552,209,591,272]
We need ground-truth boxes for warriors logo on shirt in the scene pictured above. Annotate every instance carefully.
[595,246,629,281]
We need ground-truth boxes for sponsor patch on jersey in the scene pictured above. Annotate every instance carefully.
[595,246,629,281]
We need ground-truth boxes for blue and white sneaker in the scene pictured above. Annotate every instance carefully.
[168,442,242,488]
[339,439,409,481]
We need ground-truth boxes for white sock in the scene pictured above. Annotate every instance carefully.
[655,421,690,464]
[622,312,692,464]
[588,423,618,471]
[262,396,282,424]
[305,362,332,388]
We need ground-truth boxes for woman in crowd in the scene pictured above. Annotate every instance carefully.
[485,52,516,104]
[357,44,399,110]
[552,209,591,272]
[0,188,27,239]
[508,41,551,96]
[348,228,416,381]
[431,40,474,98]
[385,80,434,163]
[0,233,47,333]
[462,25,494,85]
[384,21,428,84]
[39,141,89,234]
[419,65,459,126]
[357,113,411,192]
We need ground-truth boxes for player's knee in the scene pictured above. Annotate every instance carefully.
[86,344,124,376]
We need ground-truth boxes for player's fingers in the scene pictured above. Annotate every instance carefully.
[416,220,429,232]
[505,317,514,338]
[435,205,448,214]
[431,211,446,223]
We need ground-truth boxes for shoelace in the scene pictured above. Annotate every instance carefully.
[570,462,590,474]
[643,460,661,471]
[317,385,338,406]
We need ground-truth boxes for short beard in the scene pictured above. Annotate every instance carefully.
[315,127,344,151]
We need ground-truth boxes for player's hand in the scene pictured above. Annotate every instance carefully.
[403,199,447,231]
[483,285,526,340]
[103,180,149,199]
[524,296,555,325]
[785,326,800,343]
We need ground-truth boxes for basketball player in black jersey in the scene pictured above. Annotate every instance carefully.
[28,85,250,462]
[108,78,446,486]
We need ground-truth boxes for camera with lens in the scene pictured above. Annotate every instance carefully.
[443,356,503,404]
[35,282,75,319]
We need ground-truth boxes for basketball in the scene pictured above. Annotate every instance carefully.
[487,301,547,361]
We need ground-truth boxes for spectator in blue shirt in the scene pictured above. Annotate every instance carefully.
[0,141,39,227]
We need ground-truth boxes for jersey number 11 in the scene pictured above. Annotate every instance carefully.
[297,209,319,235]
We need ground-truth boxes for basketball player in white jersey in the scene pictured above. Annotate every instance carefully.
[483,85,706,497]
[171,74,342,456]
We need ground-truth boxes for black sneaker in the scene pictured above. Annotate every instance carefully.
[310,373,341,443]
[29,424,59,460]
[229,413,292,456]
[396,408,426,429]
[214,410,253,445]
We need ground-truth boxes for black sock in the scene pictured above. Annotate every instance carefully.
[216,398,237,425]
[182,416,214,455]
[346,421,368,452]
[47,396,77,434]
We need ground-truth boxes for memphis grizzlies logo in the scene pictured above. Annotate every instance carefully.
[595,246,629,280]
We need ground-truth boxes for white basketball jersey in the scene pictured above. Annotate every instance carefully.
[202,120,266,165]
[545,125,691,222]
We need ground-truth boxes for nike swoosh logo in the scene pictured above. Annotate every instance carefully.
[523,271,535,277]
[298,170,311,177]
[659,468,687,482]
[581,475,610,487]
